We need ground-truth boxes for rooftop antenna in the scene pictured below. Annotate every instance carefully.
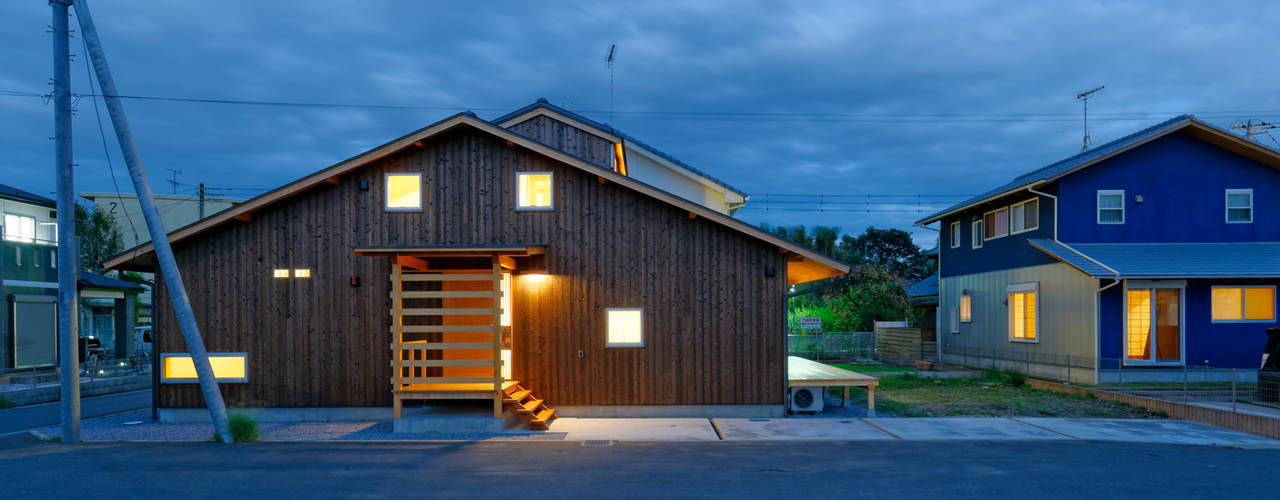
[1076,85,1105,151]
[606,43,616,126]
[1232,119,1277,144]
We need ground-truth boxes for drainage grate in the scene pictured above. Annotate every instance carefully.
[582,440,613,446]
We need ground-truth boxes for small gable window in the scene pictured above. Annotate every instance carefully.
[385,173,422,211]
[1226,189,1252,224]
[1097,190,1124,224]
[516,172,554,210]
[949,221,960,248]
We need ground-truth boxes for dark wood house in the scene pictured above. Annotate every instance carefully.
[105,109,847,425]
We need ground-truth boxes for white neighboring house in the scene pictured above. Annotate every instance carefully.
[80,192,245,325]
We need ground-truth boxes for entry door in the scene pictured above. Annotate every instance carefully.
[1125,288,1182,364]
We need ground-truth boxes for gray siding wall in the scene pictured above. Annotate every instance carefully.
[939,262,1098,362]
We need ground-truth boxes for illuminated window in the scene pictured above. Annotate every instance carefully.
[385,173,422,211]
[1127,289,1152,360]
[3,214,36,242]
[971,220,983,249]
[1097,190,1124,224]
[500,272,512,327]
[960,294,972,323]
[160,353,248,383]
[949,221,960,248]
[606,308,644,347]
[1212,286,1275,322]
[1226,189,1253,224]
[984,208,1009,239]
[516,172,554,210]
[273,269,290,278]
[1007,283,1037,342]
[294,269,311,278]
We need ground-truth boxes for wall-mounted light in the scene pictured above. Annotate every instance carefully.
[273,269,290,278]
[1134,194,1144,204]
[294,269,311,278]
[350,276,360,287]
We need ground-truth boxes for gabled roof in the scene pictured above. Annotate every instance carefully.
[1030,239,1280,279]
[906,273,938,299]
[917,115,1280,225]
[492,99,748,198]
[0,184,55,208]
[102,112,848,284]
[79,271,146,291]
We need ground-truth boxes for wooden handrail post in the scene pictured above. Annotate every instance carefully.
[392,262,403,418]
[492,257,503,418]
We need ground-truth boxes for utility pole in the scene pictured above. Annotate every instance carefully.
[166,168,182,194]
[74,0,233,443]
[52,0,80,444]
[198,183,206,219]
[1076,86,1105,151]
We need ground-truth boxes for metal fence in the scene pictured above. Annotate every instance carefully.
[939,344,1280,413]
[81,353,152,380]
[787,332,876,361]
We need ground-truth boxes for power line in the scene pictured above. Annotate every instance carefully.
[79,27,140,246]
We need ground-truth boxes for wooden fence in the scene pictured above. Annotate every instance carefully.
[875,326,937,366]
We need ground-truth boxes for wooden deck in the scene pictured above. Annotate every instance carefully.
[787,356,879,416]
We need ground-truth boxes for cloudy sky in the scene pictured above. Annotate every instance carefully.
[3,1,1279,248]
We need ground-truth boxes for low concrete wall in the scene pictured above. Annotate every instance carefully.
[159,407,393,423]
[1,374,151,407]
[554,404,784,418]
[1028,378,1280,440]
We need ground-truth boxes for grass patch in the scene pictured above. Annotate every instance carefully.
[213,414,259,443]
[830,363,915,373]
[843,371,1166,419]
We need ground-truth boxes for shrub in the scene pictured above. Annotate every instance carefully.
[0,393,11,410]
[1004,369,1027,387]
[213,414,259,443]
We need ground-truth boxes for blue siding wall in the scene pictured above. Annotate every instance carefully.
[1059,132,1280,243]
[939,189,1057,278]
[1098,279,1278,368]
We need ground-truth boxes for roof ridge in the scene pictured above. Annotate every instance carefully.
[1011,114,1194,183]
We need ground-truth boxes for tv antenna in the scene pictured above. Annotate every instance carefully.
[606,43,616,126]
[1232,119,1278,145]
[1076,86,1105,151]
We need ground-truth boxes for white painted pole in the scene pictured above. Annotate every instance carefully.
[72,0,232,443]
[52,0,80,444]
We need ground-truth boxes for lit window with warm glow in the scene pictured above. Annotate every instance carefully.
[960,294,972,323]
[273,269,290,278]
[1212,286,1275,322]
[294,269,311,278]
[516,172,553,210]
[1007,283,1037,341]
[385,173,422,211]
[1127,289,1152,360]
[160,353,248,383]
[606,308,644,347]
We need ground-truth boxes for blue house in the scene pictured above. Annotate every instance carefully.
[917,116,1280,383]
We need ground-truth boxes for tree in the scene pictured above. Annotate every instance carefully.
[826,263,917,331]
[845,227,935,281]
[75,203,123,272]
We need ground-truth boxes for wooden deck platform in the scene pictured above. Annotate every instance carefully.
[787,356,879,416]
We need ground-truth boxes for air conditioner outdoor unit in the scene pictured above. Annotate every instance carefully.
[790,386,824,413]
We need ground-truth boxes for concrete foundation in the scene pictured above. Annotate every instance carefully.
[554,404,784,418]
[159,406,392,423]
[392,406,524,434]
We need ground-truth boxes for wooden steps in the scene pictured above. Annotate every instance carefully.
[502,382,556,430]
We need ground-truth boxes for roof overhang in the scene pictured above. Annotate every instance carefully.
[1030,239,1280,280]
[353,244,545,257]
[104,113,848,284]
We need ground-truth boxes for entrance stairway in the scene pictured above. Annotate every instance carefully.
[502,382,556,430]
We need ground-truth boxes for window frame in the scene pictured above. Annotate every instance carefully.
[1210,285,1276,323]
[3,213,37,243]
[1010,198,1039,234]
[159,352,249,384]
[1225,188,1253,224]
[515,171,555,211]
[1097,190,1125,225]
[983,207,1010,241]
[605,307,645,348]
[960,293,972,323]
[1007,282,1040,343]
[949,306,960,334]
[384,172,423,212]
[949,221,961,248]
[971,220,983,249]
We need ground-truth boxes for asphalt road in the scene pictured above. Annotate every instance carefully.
[0,389,151,436]
[0,439,1273,498]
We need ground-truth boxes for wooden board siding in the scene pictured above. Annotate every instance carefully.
[505,115,615,169]
[154,126,787,408]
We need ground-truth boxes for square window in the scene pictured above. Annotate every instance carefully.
[385,173,422,211]
[1007,283,1038,342]
[1226,189,1252,224]
[1097,190,1125,224]
[294,269,311,278]
[1213,286,1275,321]
[273,269,290,278]
[4,214,36,242]
[606,308,644,347]
[984,208,1009,239]
[1012,199,1039,233]
[517,172,554,210]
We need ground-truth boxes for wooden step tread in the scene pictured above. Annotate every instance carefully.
[504,389,532,403]
[519,398,543,414]
[532,408,556,423]
[501,383,523,396]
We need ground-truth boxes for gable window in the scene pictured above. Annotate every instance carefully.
[983,207,1009,240]
[960,293,972,323]
[3,214,36,243]
[1226,189,1253,224]
[971,220,983,249]
[1007,282,1038,342]
[949,221,960,248]
[1212,286,1275,322]
[516,172,554,210]
[385,173,422,211]
[1011,199,1039,234]
[1097,190,1124,224]
[606,308,644,347]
